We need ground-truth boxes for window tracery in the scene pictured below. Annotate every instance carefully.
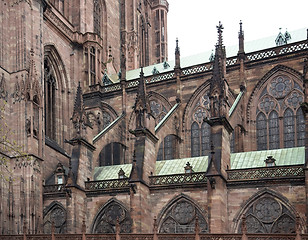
[99,142,125,166]
[93,201,132,233]
[190,94,211,157]
[150,100,168,125]
[157,134,178,161]
[239,197,296,233]
[44,58,56,140]
[268,111,279,149]
[43,204,66,233]
[256,74,304,150]
[159,199,208,233]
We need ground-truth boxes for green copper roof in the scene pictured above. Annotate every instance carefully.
[231,147,305,169]
[93,147,305,180]
[155,156,208,175]
[93,163,132,180]
[229,90,244,117]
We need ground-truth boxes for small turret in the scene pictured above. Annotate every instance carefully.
[238,20,245,55]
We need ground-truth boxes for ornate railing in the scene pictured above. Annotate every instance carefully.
[43,184,65,193]
[199,234,242,240]
[227,165,304,181]
[147,72,175,83]
[182,63,213,75]
[85,40,308,95]
[120,234,154,240]
[149,172,207,186]
[245,234,296,240]
[226,57,238,66]
[246,40,308,62]
[0,234,303,240]
[84,235,116,240]
[85,178,130,190]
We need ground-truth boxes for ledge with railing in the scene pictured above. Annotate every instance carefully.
[43,184,66,194]
[0,233,306,240]
[85,178,130,192]
[227,165,305,185]
[149,172,207,188]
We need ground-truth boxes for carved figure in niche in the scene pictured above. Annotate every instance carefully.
[239,196,296,233]
[159,199,208,233]
[93,202,132,233]
[12,77,25,103]
[0,73,8,101]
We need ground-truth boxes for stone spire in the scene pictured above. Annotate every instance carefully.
[175,38,181,69]
[209,21,228,118]
[71,82,91,138]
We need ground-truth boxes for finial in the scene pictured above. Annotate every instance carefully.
[216,21,224,46]
[175,38,180,54]
[239,20,244,36]
[140,67,144,76]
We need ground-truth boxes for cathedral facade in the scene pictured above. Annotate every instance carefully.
[0,0,308,236]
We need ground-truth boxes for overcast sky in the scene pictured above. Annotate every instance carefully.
[167,0,307,59]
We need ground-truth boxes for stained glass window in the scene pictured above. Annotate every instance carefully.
[283,109,295,148]
[296,108,305,147]
[90,47,96,85]
[268,111,279,149]
[99,142,125,166]
[164,135,173,160]
[256,74,304,150]
[94,0,101,36]
[191,122,200,157]
[156,135,177,161]
[256,113,267,150]
[201,122,210,156]
[44,58,56,140]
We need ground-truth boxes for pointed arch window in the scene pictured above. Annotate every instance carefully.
[296,108,305,147]
[92,201,132,233]
[201,122,210,155]
[190,94,211,157]
[283,109,295,148]
[99,142,126,166]
[268,111,279,149]
[90,47,96,85]
[255,73,304,150]
[238,196,296,233]
[159,198,208,233]
[191,122,200,157]
[44,58,56,140]
[43,203,66,233]
[256,113,267,151]
[93,0,101,36]
[157,135,178,161]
